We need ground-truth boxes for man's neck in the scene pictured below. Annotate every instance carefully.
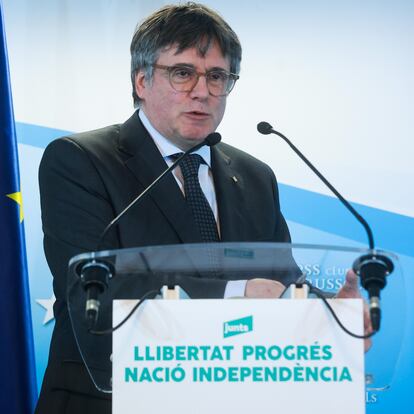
[138,109,211,166]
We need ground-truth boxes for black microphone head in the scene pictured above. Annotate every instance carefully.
[205,132,221,146]
[257,121,274,135]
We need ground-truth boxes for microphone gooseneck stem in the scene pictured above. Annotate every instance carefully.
[258,121,394,333]
[97,133,221,250]
[80,132,221,328]
[98,151,190,250]
[263,126,374,250]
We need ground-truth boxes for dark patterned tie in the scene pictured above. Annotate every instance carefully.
[177,153,220,243]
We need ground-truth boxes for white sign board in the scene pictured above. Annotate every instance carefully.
[113,299,364,414]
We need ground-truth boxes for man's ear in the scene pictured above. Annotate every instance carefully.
[134,71,147,100]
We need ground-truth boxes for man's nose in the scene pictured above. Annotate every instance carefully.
[189,74,210,98]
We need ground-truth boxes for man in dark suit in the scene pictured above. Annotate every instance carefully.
[35,3,368,413]
[35,4,294,413]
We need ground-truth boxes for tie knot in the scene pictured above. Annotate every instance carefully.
[177,154,205,179]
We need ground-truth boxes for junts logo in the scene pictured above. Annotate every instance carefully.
[223,316,253,338]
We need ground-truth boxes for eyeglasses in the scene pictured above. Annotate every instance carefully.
[152,64,239,97]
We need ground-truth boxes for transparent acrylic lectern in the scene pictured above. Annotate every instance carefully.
[67,242,404,408]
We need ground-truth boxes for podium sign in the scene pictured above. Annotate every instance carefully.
[112,299,365,414]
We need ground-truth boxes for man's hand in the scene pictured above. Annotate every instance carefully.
[336,270,373,352]
[245,278,285,298]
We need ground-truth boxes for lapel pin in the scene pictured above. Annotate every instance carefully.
[232,176,238,183]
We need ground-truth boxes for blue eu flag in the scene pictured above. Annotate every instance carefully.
[0,2,37,412]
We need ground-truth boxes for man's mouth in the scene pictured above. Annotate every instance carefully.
[184,111,210,118]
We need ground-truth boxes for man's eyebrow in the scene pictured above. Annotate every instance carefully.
[169,63,195,68]
[171,63,229,72]
[208,66,229,72]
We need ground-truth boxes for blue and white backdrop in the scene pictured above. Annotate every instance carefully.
[3,1,413,412]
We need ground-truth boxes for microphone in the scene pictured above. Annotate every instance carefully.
[80,132,221,327]
[257,121,273,135]
[203,132,221,146]
[257,121,393,331]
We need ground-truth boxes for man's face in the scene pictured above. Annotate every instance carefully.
[135,42,230,150]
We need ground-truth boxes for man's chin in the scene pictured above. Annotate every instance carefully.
[179,136,207,151]
[177,130,215,150]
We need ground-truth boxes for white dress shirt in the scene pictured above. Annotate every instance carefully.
[139,110,246,298]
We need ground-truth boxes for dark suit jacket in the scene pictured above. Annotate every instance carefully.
[36,111,293,412]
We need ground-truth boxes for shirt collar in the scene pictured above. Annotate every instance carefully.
[139,110,211,167]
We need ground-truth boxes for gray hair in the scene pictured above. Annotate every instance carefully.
[130,2,242,107]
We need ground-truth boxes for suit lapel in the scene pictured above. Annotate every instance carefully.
[118,112,202,244]
[211,145,246,241]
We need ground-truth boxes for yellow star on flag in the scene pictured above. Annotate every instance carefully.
[6,191,24,223]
